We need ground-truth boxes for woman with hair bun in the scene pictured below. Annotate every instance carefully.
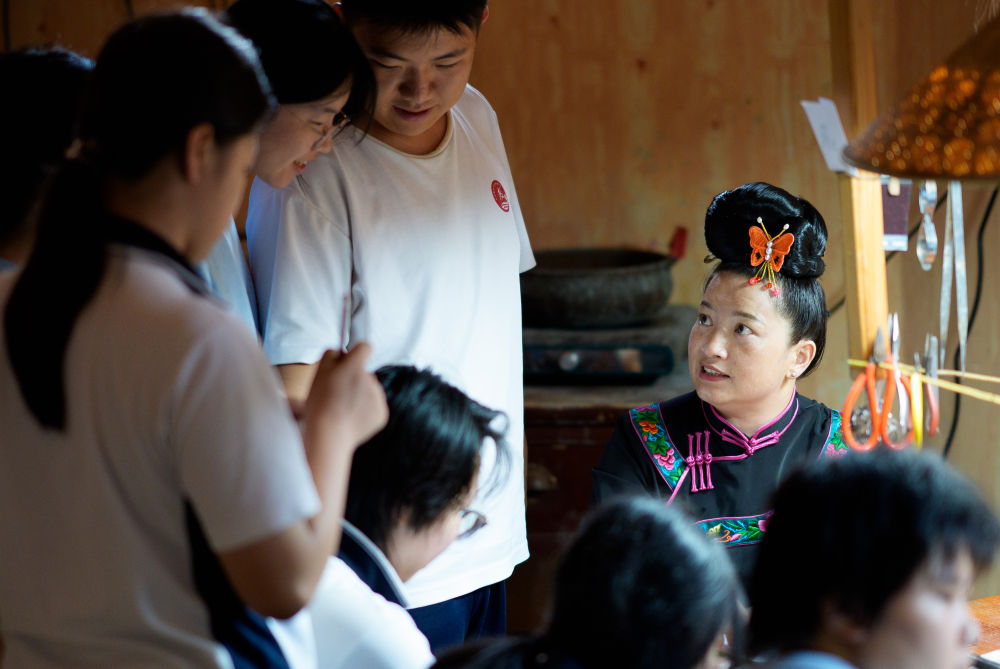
[592,182,847,585]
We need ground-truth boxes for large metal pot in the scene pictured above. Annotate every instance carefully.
[520,248,675,329]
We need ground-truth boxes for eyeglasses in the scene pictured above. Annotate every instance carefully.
[457,509,487,540]
[287,107,351,150]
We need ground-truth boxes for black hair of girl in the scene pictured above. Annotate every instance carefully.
[339,0,487,36]
[748,449,1000,657]
[704,181,829,377]
[344,365,509,553]
[433,496,742,669]
[224,0,375,122]
[4,8,276,429]
[0,48,93,246]
[547,496,741,668]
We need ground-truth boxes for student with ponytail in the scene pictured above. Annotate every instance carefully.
[0,47,92,270]
[0,9,386,667]
[592,182,847,586]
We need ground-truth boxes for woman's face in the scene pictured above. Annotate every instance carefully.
[254,83,352,188]
[688,271,814,429]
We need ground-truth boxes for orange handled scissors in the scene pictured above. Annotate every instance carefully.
[842,316,915,451]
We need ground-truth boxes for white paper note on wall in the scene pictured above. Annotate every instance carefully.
[801,97,859,176]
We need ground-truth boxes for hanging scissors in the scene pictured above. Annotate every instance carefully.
[922,334,940,437]
[842,316,915,451]
[910,335,941,449]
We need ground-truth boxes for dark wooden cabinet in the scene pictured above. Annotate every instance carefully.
[506,371,693,634]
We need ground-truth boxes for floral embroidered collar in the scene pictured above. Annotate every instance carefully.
[701,390,800,456]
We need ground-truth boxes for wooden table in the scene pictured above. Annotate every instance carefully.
[972,596,1000,657]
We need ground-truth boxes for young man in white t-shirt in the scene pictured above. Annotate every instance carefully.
[246,0,532,651]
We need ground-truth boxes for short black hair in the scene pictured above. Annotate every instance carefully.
[434,496,742,669]
[748,450,1000,656]
[339,0,487,35]
[0,48,93,246]
[548,496,740,668]
[704,181,829,377]
[224,0,374,120]
[344,365,508,553]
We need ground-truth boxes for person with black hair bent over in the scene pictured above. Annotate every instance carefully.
[592,182,847,586]
[746,449,1000,669]
[307,365,509,668]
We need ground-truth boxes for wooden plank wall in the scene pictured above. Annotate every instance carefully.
[5,1,1000,594]
[472,0,853,415]
[471,0,1000,595]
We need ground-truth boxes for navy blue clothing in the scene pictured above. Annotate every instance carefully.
[185,504,289,668]
[408,580,507,655]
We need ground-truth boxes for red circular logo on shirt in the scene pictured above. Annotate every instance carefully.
[491,180,510,212]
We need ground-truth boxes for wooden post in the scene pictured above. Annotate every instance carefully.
[829,0,888,364]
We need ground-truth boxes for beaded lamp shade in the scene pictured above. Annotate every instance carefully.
[843,15,1000,179]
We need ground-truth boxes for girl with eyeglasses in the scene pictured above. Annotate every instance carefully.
[308,364,510,669]
[0,9,386,667]
[197,0,374,335]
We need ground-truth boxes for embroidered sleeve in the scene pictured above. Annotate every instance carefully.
[820,409,848,459]
[630,405,685,488]
[696,512,772,547]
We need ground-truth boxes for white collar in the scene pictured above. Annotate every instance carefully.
[340,519,410,607]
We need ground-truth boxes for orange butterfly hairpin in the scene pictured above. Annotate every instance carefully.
[748,217,795,297]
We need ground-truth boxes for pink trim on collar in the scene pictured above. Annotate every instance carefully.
[703,391,799,455]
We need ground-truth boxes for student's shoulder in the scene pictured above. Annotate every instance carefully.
[453,83,501,126]
[460,83,495,109]
[249,169,343,224]
[104,251,263,372]
[314,560,433,668]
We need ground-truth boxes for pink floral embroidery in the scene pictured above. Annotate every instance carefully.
[653,451,675,469]
[757,517,768,532]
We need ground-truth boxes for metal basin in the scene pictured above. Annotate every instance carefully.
[521,248,675,329]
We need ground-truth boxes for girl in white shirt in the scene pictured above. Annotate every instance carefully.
[0,9,385,668]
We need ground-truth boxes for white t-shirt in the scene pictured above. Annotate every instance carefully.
[248,84,533,607]
[197,218,259,336]
[0,247,320,668]
[308,526,433,669]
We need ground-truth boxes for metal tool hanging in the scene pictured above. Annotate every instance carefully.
[843,315,915,451]
[939,181,969,372]
[916,180,938,270]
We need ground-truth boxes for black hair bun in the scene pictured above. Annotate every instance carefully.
[704,182,828,280]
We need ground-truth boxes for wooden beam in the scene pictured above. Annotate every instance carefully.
[829,0,888,364]
[837,174,888,360]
